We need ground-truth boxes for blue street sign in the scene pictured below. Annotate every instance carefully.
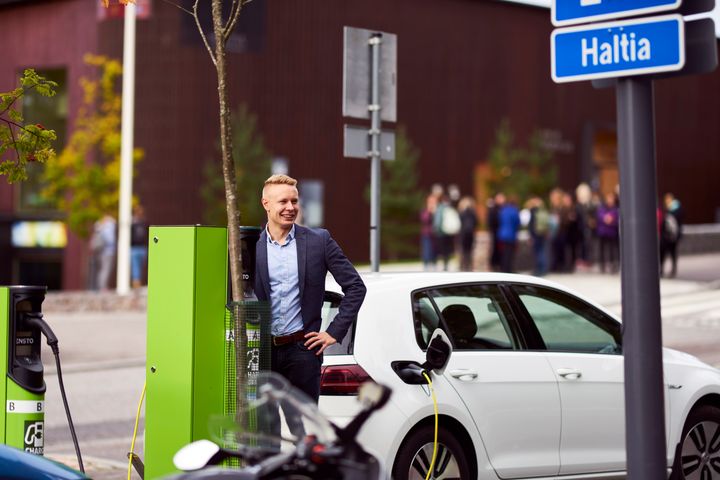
[551,15,685,83]
[552,0,682,27]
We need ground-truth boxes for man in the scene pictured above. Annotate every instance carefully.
[254,174,366,403]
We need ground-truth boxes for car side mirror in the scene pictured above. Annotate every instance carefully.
[422,329,452,375]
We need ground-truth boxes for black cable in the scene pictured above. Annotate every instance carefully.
[53,350,85,474]
[25,314,85,474]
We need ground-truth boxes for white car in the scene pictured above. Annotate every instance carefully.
[318,272,720,480]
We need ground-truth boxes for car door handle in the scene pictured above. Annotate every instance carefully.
[557,368,582,380]
[449,369,478,381]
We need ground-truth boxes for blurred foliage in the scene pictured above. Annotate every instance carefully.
[42,55,143,238]
[201,104,272,227]
[486,118,557,202]
[0,69,58,183]
[365,126,424,260]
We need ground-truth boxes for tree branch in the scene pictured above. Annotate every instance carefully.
[222,0,242,43]
[193,0,217,66]
[158,0,193,15]
[1,118,22,164]
[0,83,39,118]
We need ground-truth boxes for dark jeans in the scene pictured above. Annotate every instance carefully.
[660,239,679,276]
[498,240,517,273]
[599,236,619,273]
[532,235,547,276]
[267,340,322,440]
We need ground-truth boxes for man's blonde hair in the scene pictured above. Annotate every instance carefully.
[264,174,297,188]
[262,174,298,198]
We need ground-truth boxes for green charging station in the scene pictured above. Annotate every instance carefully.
[145,225,270,479]
[0,286,47,455]
[145,226,228,479]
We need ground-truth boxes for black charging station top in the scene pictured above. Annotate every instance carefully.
[7,285,47,394]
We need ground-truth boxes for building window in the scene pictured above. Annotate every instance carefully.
[299,180,323,228]
[18,68,67,212]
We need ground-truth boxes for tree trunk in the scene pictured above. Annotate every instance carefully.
[211,0,247,422]
[211,0,243,303]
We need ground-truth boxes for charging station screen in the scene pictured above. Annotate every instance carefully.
[15,331,34,357]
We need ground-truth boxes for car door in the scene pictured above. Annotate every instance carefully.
[508,283,627,475]
[413,284,561,479]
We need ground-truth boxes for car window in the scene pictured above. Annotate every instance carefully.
[320,291,353,355]
[412,284,517,350]
[514,285,621,354]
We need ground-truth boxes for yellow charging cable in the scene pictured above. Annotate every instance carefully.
[422,371,439,480]
[127,381,147,480]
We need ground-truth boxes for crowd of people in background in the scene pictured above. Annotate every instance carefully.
[421,182,684,277]
[420,184,478,271]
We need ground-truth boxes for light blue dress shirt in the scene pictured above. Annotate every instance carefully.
[266,225,304,336]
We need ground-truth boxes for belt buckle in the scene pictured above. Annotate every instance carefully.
[272,335,281,346]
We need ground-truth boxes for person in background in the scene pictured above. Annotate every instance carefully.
[433,195,460,271]
[130,204,149,289]
[575,183,594,270]
[458,196,478,271]
[487,192,505,271]
[528,196,550,276]
[596,192,620,274]
[93,214,117,291]
[420,194,438,270]
[549,188,567,272]
[497,195,521,273]
[563,192,580,272]
[660,192,683,277]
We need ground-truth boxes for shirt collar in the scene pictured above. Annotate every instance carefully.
[266,224,296,245]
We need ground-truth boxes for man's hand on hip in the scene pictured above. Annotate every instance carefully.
[304,331,336,355]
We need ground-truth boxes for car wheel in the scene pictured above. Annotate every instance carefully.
[671,404,720,480]
[392,424,471,480]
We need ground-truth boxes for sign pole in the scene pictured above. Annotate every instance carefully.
[369,34,382,272]
[616,76,667,478]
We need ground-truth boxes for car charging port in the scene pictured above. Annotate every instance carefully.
[391,361,429,385]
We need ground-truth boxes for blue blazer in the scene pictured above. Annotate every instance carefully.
[254,225,367,341]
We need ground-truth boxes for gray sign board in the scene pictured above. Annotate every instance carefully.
[343,125,395,161]
[343,26,397,122]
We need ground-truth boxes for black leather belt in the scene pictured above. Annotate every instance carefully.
[272,330,306,346]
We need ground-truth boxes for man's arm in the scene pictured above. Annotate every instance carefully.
[321,231,366,340]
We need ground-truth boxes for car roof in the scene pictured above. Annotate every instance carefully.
[327,271,566,294]
[325,271,618,319]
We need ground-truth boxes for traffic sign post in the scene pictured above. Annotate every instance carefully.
[342,27,397,272]
[550,0,716,476]
[616,76,668,480]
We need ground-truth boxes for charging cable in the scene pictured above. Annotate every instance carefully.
[25,313,85,474]
[127,381,146,480]
[421,371,438,480]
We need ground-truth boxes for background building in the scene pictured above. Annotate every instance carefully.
[1,0,719,289]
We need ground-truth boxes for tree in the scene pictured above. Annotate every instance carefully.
[41,55,143,238]
[201,104,272,227]
[0,70,58,183]
[109,0,247,302]
[486,118,557,202]
[365,126,424,260]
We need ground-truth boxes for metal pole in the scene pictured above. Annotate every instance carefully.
[616,77,666,478]
[116,1,136,295]
[369,34,382,272]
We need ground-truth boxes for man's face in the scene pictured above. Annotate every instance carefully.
[262,183,299,230]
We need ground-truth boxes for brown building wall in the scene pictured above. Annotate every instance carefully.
[0,0,719,288]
